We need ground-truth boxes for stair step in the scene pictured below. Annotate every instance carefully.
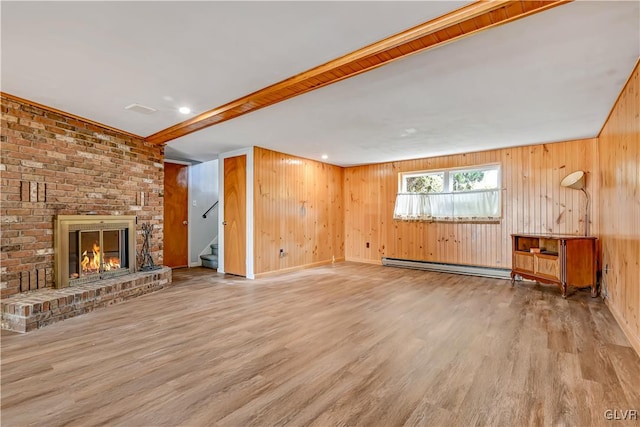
[201,243,218,269]
[201,259,218,269]
[200,253,218,269]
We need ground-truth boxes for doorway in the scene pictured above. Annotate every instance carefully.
[223,155,246,276]
[164,162,189,268]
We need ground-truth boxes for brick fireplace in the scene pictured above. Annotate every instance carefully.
[1,94,171,331]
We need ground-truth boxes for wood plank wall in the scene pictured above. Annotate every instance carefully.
[253,147,345,275]
[343,139,598,268]
[598,61,640,354]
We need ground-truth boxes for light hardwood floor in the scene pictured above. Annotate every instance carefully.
[2,262,639,426]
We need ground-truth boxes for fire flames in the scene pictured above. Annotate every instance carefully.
[81,242,120,274]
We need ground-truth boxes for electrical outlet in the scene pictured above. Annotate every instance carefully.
[192,200,197,207]
[279,248,285,258]
[366,242,370,248]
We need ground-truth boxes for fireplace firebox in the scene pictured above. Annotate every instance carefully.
[55,215,136,288]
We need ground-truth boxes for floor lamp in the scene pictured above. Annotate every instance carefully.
[561,170,590,236]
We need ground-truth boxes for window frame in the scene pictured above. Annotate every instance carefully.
[396,163,502,223]
[399,163,501,194]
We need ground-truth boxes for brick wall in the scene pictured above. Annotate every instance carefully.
[0,95,164,297]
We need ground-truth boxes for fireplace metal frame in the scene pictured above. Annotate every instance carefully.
[55,215,137,288]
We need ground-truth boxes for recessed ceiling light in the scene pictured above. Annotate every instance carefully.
[178,107,191,114]
[321,154,328,160]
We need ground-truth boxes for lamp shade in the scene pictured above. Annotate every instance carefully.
[560,170,586,190]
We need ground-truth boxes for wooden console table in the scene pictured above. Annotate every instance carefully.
[510,234,597,298]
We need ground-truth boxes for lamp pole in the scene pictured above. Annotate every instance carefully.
[581,188,590,237]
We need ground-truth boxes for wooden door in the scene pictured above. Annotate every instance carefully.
[224,155,246,276]
[164,162,189,268]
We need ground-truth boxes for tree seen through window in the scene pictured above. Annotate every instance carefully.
[452,171,485,191]
[406,174,443,193]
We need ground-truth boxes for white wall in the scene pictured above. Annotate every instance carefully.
[189,159,219,265]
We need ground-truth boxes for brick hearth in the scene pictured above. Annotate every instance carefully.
[1,266,172,333]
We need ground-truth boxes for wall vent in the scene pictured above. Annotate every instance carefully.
[124,103,157,115]
[381,257,511,279]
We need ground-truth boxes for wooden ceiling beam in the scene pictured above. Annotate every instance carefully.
[146,0,571,145]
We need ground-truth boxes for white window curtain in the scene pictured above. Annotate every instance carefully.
[393,189,500,221]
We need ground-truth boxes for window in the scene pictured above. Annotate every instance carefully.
[394,164,501,221]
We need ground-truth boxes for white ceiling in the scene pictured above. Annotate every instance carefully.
[2,1,638,166]
[1,2,465,132]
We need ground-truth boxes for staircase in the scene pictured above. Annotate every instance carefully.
[200,244,218,269]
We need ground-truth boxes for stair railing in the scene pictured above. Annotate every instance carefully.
[202,200,218,218]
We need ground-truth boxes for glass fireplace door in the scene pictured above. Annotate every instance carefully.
[79,230,101,277]
[102,229,128,272]
[67,227,130,285]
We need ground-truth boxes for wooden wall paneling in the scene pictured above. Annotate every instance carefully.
[343,138,598,269]
[344,168,353,260]
[365,165,375,260]
[598,61,640,355]
[501,148,513,268]
[301,160,310,262]
[374,164,386,260]
[379,163,390,261]
[542,144,552,233]
[532,145,541,234]
[554,143,566,232]
[309,161,320,261]
[549,144,561,234]
[519,145,528,231]
[333,165,345,258]
[253,147,344,276]
[292,157,303,266]
[567,141,580,234]
[546,144,556,233]
[579,140,590,233]
[253,148,268,272]
[567,141,577,234]
[514,147,524,236]
[459,222,468,267]
[557,142,569,233]
[544,144,554,233]
[326,162,343,260]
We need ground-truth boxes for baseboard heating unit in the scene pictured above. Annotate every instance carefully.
[381,257,511,280]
